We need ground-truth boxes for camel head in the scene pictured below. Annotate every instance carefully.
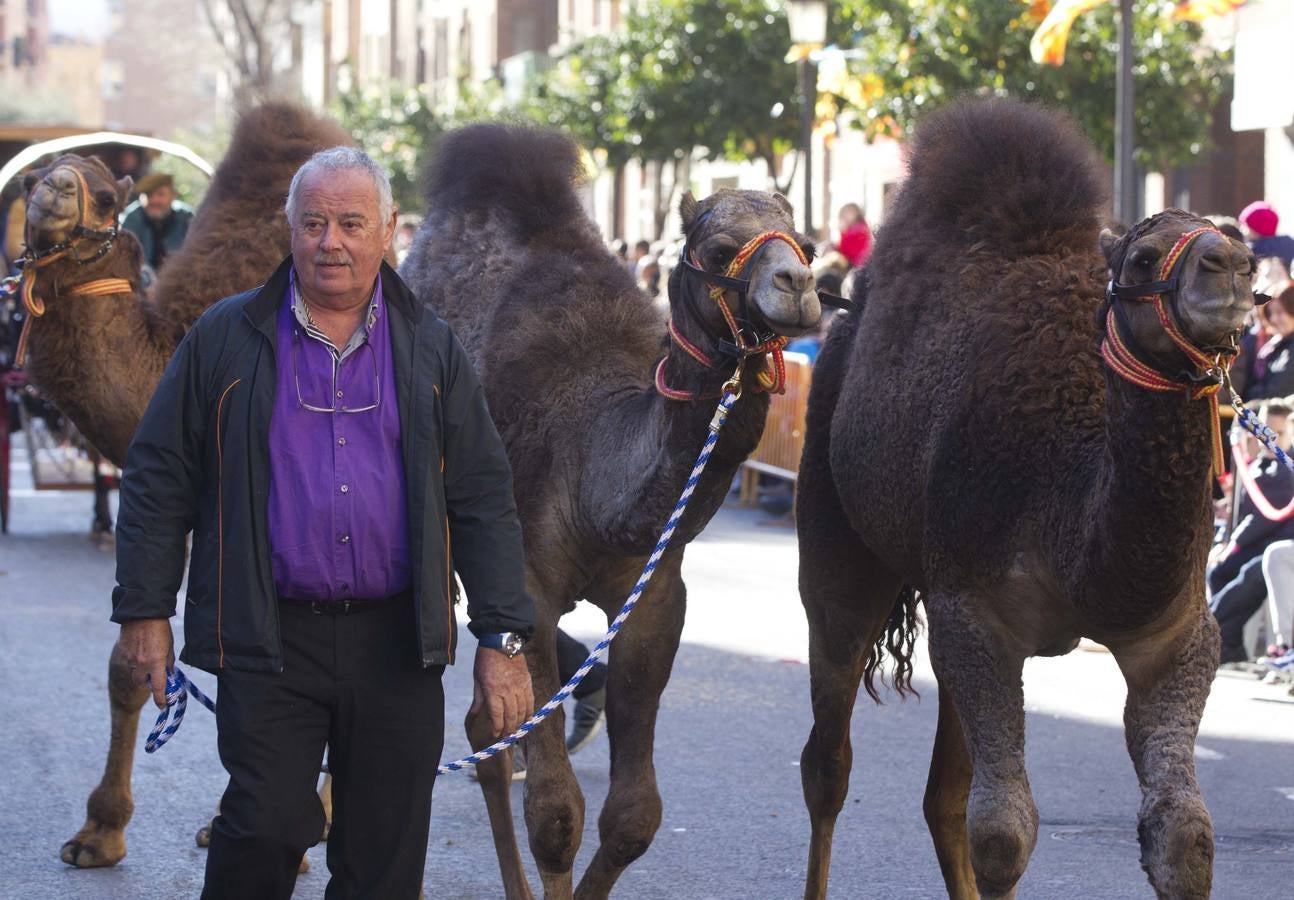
[23,154,132,257]
[674,189,820,342]
[1100,209,1256,364]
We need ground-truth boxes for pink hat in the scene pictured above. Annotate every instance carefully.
[1240,201,1279,238]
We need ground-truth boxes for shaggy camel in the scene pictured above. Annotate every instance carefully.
[399,124,820,898]
[797,99,1256,900]
[16,104,353,869]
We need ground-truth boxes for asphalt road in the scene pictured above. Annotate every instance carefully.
[1,444,1291,899]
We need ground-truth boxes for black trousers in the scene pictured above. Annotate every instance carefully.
[555,627,606,699]
[202,598,445,900]
[1210,554,1268,658]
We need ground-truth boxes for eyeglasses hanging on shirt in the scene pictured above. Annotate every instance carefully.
[292,326,382,414]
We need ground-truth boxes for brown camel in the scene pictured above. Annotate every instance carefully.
[16,103,352,869]
[796,98,1257,899]
[399,124,820,899]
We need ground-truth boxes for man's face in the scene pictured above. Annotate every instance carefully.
[144,185,175,220]
[289,167,395,309]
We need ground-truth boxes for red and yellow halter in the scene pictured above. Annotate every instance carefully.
[1100,226,1236,474]
[11,164,132,368]
[656,229,807,401]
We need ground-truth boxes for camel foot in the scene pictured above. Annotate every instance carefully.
[195,822,211,847]
[299,853,310,874]
[60,821,126,868]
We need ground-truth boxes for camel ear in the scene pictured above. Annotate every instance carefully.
[116,175,134,209]
[22,168,45,193]
[772,192,794,219]
[679,191,700,233]
[1099,227,1121,267]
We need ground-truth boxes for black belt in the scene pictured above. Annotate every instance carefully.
[279,589,411,615]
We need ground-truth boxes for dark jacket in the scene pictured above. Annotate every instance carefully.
[1251,233,1294,275]
[111,257,532,673]
[120,201,194,270]
[1251,334,1294,400]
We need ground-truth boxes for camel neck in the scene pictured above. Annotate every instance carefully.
[1080,372,1214,621]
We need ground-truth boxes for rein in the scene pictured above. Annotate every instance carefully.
[11,165,128,368]
[1100,226,1237,475]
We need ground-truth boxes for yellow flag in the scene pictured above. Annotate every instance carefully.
[1030,0,1112,66]
[1171,0,1246,21]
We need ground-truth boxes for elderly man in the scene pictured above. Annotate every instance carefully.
[111,147,534,899]
[119,171,194,270]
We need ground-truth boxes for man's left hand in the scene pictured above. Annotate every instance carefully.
[471,646,534,738]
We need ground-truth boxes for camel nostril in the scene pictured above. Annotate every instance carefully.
[1198,251,1231,274]
[772,266,814,295]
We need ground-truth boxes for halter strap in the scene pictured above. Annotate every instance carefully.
[12,276,133,368]
[1100,226,1233,474]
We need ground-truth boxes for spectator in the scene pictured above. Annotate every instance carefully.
[119,172,193,271]
[1261,539,1294,659]
[1238,201,1294,275]
[395,216,419,264]
[835,202,872,269]
[1249,285,1294,400]
[1209,400,1294,663]
[636,254,661,297]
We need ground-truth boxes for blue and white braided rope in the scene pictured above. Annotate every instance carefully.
[138,390,742,775]
[437,389,740,774]
[145,667,216,753]
[1230,394,1294,474]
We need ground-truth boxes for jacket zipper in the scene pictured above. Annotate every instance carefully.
[215,378,241,668]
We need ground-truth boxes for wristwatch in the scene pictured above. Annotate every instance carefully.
[478,631,527,658]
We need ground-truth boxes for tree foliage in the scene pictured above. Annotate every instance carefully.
[827,0,1230,170]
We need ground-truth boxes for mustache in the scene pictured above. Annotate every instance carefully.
[316,254,352,266]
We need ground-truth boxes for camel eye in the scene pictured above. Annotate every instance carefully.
[706,245,735,269]
[800,241,817,263]
[1131,253,1155,274]
[93,189,116,210]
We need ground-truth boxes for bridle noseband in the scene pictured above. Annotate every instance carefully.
[657,210,855,401]
[10,165,130,368]
[1100,224,1257,474]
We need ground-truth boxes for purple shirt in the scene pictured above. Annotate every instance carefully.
[267,272,410,600]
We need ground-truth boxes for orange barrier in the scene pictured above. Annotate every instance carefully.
[739,352,812,506]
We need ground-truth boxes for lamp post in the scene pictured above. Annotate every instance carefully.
[787,0,828,237]
[1114,0,1137,223]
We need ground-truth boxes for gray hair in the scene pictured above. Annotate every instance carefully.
[285,146,394,224]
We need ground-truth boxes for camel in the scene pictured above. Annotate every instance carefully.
[796,98,1257,899]
[398,124,820,898]
[16,103,353,869]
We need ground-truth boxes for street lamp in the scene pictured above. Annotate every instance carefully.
[786,0,828,237]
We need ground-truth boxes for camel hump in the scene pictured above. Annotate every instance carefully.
[888,98,1107,255]
[423,124,587,239]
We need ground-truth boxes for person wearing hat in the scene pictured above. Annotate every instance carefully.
[120,171,194,271]
[1239,200,1294,275]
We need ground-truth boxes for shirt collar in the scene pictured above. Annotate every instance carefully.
[288,267,382,357]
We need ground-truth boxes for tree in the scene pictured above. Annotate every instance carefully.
[525,0,802,236]
[828,0,1229,172]
[199,0,297,107]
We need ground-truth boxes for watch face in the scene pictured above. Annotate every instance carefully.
[504,633,524,656]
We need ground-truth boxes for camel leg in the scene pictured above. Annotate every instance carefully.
[60,642,148,867]
[923,679,978,900]
[798,552,901,899]
[90,450,113,538]
[468,703,539,900]
[574,558,686,900]
[1109,607,1217,899]
[925,593,1036,900]
[516,601,585,900]
[795,429,905,900]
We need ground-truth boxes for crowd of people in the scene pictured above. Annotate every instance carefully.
[1206,200,1294,690]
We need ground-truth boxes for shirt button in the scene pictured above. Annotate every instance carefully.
[336,389,344,398]
[340,534,350,544]
[337,437,346,446]
[339,484,349,494]
[340,582,350,593]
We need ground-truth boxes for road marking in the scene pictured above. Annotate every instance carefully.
[1194,744,1225,760]
[1277,787,1294,803]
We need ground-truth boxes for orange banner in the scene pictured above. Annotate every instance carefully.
[1171,0,1247,21]
[1030,0,1112,66]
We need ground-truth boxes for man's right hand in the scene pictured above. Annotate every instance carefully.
[116,618,175,709]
